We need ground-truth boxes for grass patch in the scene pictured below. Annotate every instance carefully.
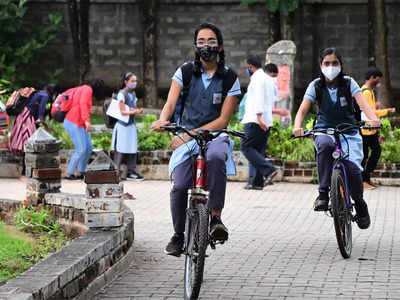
[0,205,68,284]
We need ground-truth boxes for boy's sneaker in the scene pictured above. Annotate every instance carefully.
[264,170,278,186]
[314,191,329,211]
[210,215,228,241]
[243,184,263,190]
[126,172,144,181]
[356,212,371,229]
[164,233,184,256]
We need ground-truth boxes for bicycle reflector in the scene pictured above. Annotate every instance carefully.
[332,151,341,159]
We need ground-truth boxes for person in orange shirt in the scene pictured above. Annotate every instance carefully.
[361,67,395,189]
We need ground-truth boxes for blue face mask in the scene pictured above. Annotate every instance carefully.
[246,68,252,77]
[128,82,136,89]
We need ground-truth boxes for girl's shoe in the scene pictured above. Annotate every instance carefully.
[126,172,144,181]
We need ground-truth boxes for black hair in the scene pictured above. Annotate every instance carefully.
[85,77,105,100]
[193,23,226,77]
[120,72,135,89]
[365,67,383,80]
[246,55,262,69]
[318,47,346,87]
[265,63,278,74]
[44,83,58,98]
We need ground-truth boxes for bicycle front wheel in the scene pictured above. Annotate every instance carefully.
[331,168,352,258]
[184,201,209,300]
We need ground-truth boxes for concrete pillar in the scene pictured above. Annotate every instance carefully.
[24,128,62,205]
[265,40,297,128]
[84,151,123,228]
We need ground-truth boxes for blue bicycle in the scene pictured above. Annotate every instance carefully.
[294,123,380,258]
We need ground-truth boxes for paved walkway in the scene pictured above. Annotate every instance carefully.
[96,180,400,300]
[2,179,400,299]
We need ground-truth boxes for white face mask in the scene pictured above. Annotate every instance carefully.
[321,66,341,81]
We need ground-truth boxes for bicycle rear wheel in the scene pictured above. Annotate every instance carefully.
[331,168,352,258]
[184,201,209,300]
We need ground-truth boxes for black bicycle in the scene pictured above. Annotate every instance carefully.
[161,124,245,299]
[293,123,381,258]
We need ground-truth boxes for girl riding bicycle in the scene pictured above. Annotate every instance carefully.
[152,23,241,256]
[292,47,380,230]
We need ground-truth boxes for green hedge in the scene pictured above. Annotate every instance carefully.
[46,115,400,163]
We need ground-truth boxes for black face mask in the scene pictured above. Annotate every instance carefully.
[196,46,219,62]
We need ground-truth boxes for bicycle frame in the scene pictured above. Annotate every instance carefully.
[331,137,352,212]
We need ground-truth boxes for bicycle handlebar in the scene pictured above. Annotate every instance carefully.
[160,123,246,141]
[291,122,382,139]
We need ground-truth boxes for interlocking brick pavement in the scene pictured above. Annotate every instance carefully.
[92,180,400,300]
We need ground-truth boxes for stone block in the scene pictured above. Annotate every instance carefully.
[24,140,61,154]
[26,178,61,193]
[25,153,60,169]
[86,151,117,171]
[26,191,46,205]
[86,183,122,199]
[86,212,123,228]
[0,163,22,178]
[84,170,119,184]
[85,198,121,213]
[32,168,62,180]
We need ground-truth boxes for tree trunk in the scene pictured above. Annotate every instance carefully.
[367,0,376,67]
[67,0,80,82]
[374,0,393,107]
[268,11,281,47]
[142,0,158,108]
[79,0,90,83]
[311,3,320,79]
[280,11,295,41]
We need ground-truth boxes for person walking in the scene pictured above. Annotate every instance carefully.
[360,67,395,189]
[292,47,380,229]
[111,72,143,181]
[152,23,241,256]
[64,78,104,180]
[241,55,278,190]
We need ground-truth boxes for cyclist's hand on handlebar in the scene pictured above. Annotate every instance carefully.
[170,133,191,150]
[292,127,304,137]
[369,118,381,127]
[151,120,170,131]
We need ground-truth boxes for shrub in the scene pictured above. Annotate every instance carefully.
[137,114,172,150]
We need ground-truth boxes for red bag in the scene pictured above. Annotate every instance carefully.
[50,89,75,123]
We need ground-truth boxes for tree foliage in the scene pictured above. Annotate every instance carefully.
[0,0,62,88]
[241,0,300,16]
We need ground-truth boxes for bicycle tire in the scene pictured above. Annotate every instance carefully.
[184,202,209,300]
[331,168,352,259]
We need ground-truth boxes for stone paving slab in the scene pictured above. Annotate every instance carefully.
[89,180,400,300]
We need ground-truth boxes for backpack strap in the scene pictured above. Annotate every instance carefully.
[120,89,129,105]
[178,61,194,123]
[221,67,238,100]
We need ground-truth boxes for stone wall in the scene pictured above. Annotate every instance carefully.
[27,0,400,100]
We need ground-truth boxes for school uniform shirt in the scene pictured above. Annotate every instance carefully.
[303,76,364,170]
[241,68,275,127]
[169,65,241,176]
[64,85,92,128]
[111,90,138,154]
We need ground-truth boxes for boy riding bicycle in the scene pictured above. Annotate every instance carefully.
[292,48,380,230]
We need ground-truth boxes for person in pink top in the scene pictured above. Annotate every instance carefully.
[64,78,104,180]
